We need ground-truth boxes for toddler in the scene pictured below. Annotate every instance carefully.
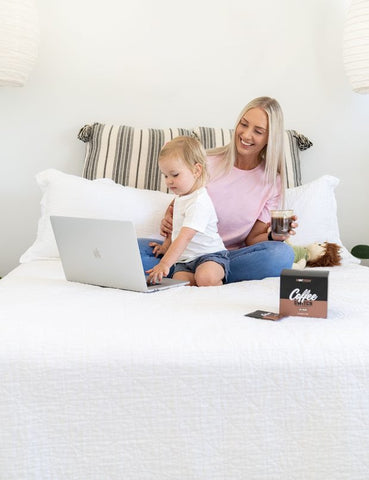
[147,136,229,287]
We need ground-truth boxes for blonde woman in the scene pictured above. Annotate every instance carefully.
[140,96,296,283]
[146,136,229,287]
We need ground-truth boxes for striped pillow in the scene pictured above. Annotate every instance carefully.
[192,126,233,149]
[78,124,312,192]
[193,126,311,188]
[78,124,192,193]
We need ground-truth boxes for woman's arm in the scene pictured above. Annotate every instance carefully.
[245,220,269,245]
[245,216,298,246]
[160,200,175,237]
[149,199,175,257]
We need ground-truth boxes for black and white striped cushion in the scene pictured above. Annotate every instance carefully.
[192,126,233,149]
[78,124,192,193]
[78,123,312,192]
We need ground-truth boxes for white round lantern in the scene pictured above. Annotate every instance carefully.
[0,0,40,86]
[343,0,369,94]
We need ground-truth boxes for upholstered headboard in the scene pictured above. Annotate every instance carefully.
[78,123,312,192]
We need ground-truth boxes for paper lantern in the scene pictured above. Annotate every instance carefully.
[0,0,40,86]
[343,0,369,94]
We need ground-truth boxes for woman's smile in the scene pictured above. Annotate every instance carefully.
[240,138,254,147]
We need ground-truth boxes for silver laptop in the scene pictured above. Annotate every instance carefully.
[50,216,188,293]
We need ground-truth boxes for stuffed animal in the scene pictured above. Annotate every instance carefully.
[290,242,342,269]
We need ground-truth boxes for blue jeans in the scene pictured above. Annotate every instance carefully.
[138,238,294,283]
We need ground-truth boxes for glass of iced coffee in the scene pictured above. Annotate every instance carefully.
[270,209,294,238]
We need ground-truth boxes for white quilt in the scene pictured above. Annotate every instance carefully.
[1,260,369,479]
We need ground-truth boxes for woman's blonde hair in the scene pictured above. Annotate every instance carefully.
[159,136,208,187]
[207,96,286,192]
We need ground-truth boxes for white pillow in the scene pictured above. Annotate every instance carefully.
[21,170,357,265]
[285,175,359,264]
[20,169,174,263]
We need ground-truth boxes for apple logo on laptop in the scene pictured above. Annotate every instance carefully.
[93,248,102,259]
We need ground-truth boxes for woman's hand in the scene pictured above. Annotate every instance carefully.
[246,216,299,245]
[269,214,299,241]
[160,204,174,237]
[288,214,298,237]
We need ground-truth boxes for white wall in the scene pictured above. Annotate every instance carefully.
[1,0,369,276]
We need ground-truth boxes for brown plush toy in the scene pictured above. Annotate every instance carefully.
[290,242,342,269]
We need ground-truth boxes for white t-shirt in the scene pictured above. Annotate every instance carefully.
[172,187,226,263]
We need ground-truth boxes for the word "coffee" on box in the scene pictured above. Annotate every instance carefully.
[279,269,329,318]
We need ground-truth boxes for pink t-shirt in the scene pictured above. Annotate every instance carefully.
[206,155,281,250]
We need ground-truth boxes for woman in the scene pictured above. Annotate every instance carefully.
[140,96,296,283]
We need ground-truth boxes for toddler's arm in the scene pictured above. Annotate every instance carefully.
[146,227,196,283]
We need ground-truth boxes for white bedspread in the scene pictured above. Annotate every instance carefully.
[1,261,369,479]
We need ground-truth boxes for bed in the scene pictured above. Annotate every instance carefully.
[1,123,368,480]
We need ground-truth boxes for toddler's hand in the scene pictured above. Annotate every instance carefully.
[149,242,168,257]
[146,262,170,284]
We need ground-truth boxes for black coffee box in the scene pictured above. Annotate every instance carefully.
[279,269,329,318]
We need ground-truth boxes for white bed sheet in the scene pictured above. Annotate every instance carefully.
[1,260,369,480]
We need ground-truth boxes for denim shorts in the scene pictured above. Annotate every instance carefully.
[173,250,230,282]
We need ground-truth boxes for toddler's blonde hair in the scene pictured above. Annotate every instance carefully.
[159,136,208,187]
